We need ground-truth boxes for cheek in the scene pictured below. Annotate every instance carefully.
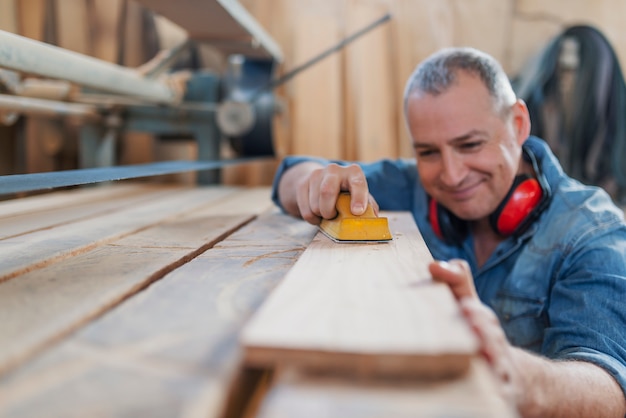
[416,163,438,193]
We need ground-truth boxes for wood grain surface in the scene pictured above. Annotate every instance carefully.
[241,212,478,379]
[256,359,518,418]
[0,185,318,418]
[0,186,239,282]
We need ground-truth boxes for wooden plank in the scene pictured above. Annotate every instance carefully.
[0,0,18,176]
[290,9,343,158]
[90,0,124,63]
[0,0,18,33]
[241,212,478,379]
[120,0,148,67]
[17,0,62,175]
[0,183,170,219]
[0,185,242,283]
[388,0,453,158]
[0,184,181,239]
[256,359,518,418]
[0,209,317,418]
[451,0,513,69]
[0,187,273,376]
[345,0,397,161]
[54,0,90,54]
[135,0,283,60]
[17,0,47,41]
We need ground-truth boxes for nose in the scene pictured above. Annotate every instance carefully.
[439,150,466,187]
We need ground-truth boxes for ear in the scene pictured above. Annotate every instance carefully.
[511,99,531,145]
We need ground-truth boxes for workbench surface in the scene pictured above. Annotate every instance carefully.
[0,183,516,418]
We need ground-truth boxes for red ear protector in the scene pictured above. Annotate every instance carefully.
[429,146,551,245]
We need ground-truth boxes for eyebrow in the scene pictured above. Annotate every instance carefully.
[412,129,486,148]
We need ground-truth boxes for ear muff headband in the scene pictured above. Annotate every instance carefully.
[489,175,543,235]
[429,196,469,245]
[428,198,443,238]
[428,146,551,245]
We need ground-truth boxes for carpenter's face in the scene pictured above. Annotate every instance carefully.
[406,72,526,221]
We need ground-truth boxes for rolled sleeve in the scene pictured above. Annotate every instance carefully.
[543,224,626,399]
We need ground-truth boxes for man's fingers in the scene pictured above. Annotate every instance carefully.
[459,297,516,406]
[317,163,369,217]
[368,194,380,216]
[459,297,501,363]
[429,259,478,300]
[339,164,368,215]
[298,163,369,222]
[295,181,321,225]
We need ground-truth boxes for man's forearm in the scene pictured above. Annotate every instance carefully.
[513,348,626,418]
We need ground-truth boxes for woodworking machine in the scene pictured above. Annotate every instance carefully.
[0,1,390,196]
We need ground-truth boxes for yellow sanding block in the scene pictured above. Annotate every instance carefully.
[319,193,392,243]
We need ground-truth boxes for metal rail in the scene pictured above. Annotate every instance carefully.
[0,158,269,196]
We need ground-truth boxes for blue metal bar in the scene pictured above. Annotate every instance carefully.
[0,158,271,196]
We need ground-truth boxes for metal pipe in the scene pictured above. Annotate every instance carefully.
[0,30,178,105]
[0,94,101,121]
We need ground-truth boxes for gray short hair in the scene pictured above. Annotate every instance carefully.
[403,47,517,116]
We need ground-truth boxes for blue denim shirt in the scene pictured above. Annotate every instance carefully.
[271,136,626,396]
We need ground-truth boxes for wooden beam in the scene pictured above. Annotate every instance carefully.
[90,0,125,63]
[0,184,178,240]
[241,212,478,379]
[256,359,517,418]
[0,183,157,219]
[0,0,18,33]
[0,207,317,418]
[0,185,240,282]
[345,0,397,161]
[135,0,283,61]
[55,0,91,54]
[17,0,47,41]
[290,10,343,158]
[0,186,274,376]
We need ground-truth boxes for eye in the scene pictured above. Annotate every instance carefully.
[416,148,439,159]
[458,141,483,152]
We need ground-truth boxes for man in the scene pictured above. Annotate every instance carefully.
[271,47,626,417]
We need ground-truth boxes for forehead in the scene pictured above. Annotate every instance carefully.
[406,73,499,141]
[408,71,493,106]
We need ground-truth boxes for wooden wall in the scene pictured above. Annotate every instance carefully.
[2,0,626,186]
[241,0,626,164]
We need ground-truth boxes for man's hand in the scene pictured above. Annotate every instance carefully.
[277,162,376,225]
[429,259,626,418]
[429,260,519,409]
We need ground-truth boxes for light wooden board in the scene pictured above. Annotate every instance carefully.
[0,186,240,282]
[0,183,165,219]
[290,9,343,158]
[256,359,518,418]
[17,0,46,41]
[90,0,124,63]
[0,209,318,418]
[241,212,478,379]
[0,184,181,239]
[55,0,90,55]
[135,0,282,60]
[0,187,274,376]
[0,0,17,33]
[345,1,397,162]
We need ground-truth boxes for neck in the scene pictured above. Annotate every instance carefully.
[470,219,505,267]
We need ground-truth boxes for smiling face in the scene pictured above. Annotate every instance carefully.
[407,71,530,221]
